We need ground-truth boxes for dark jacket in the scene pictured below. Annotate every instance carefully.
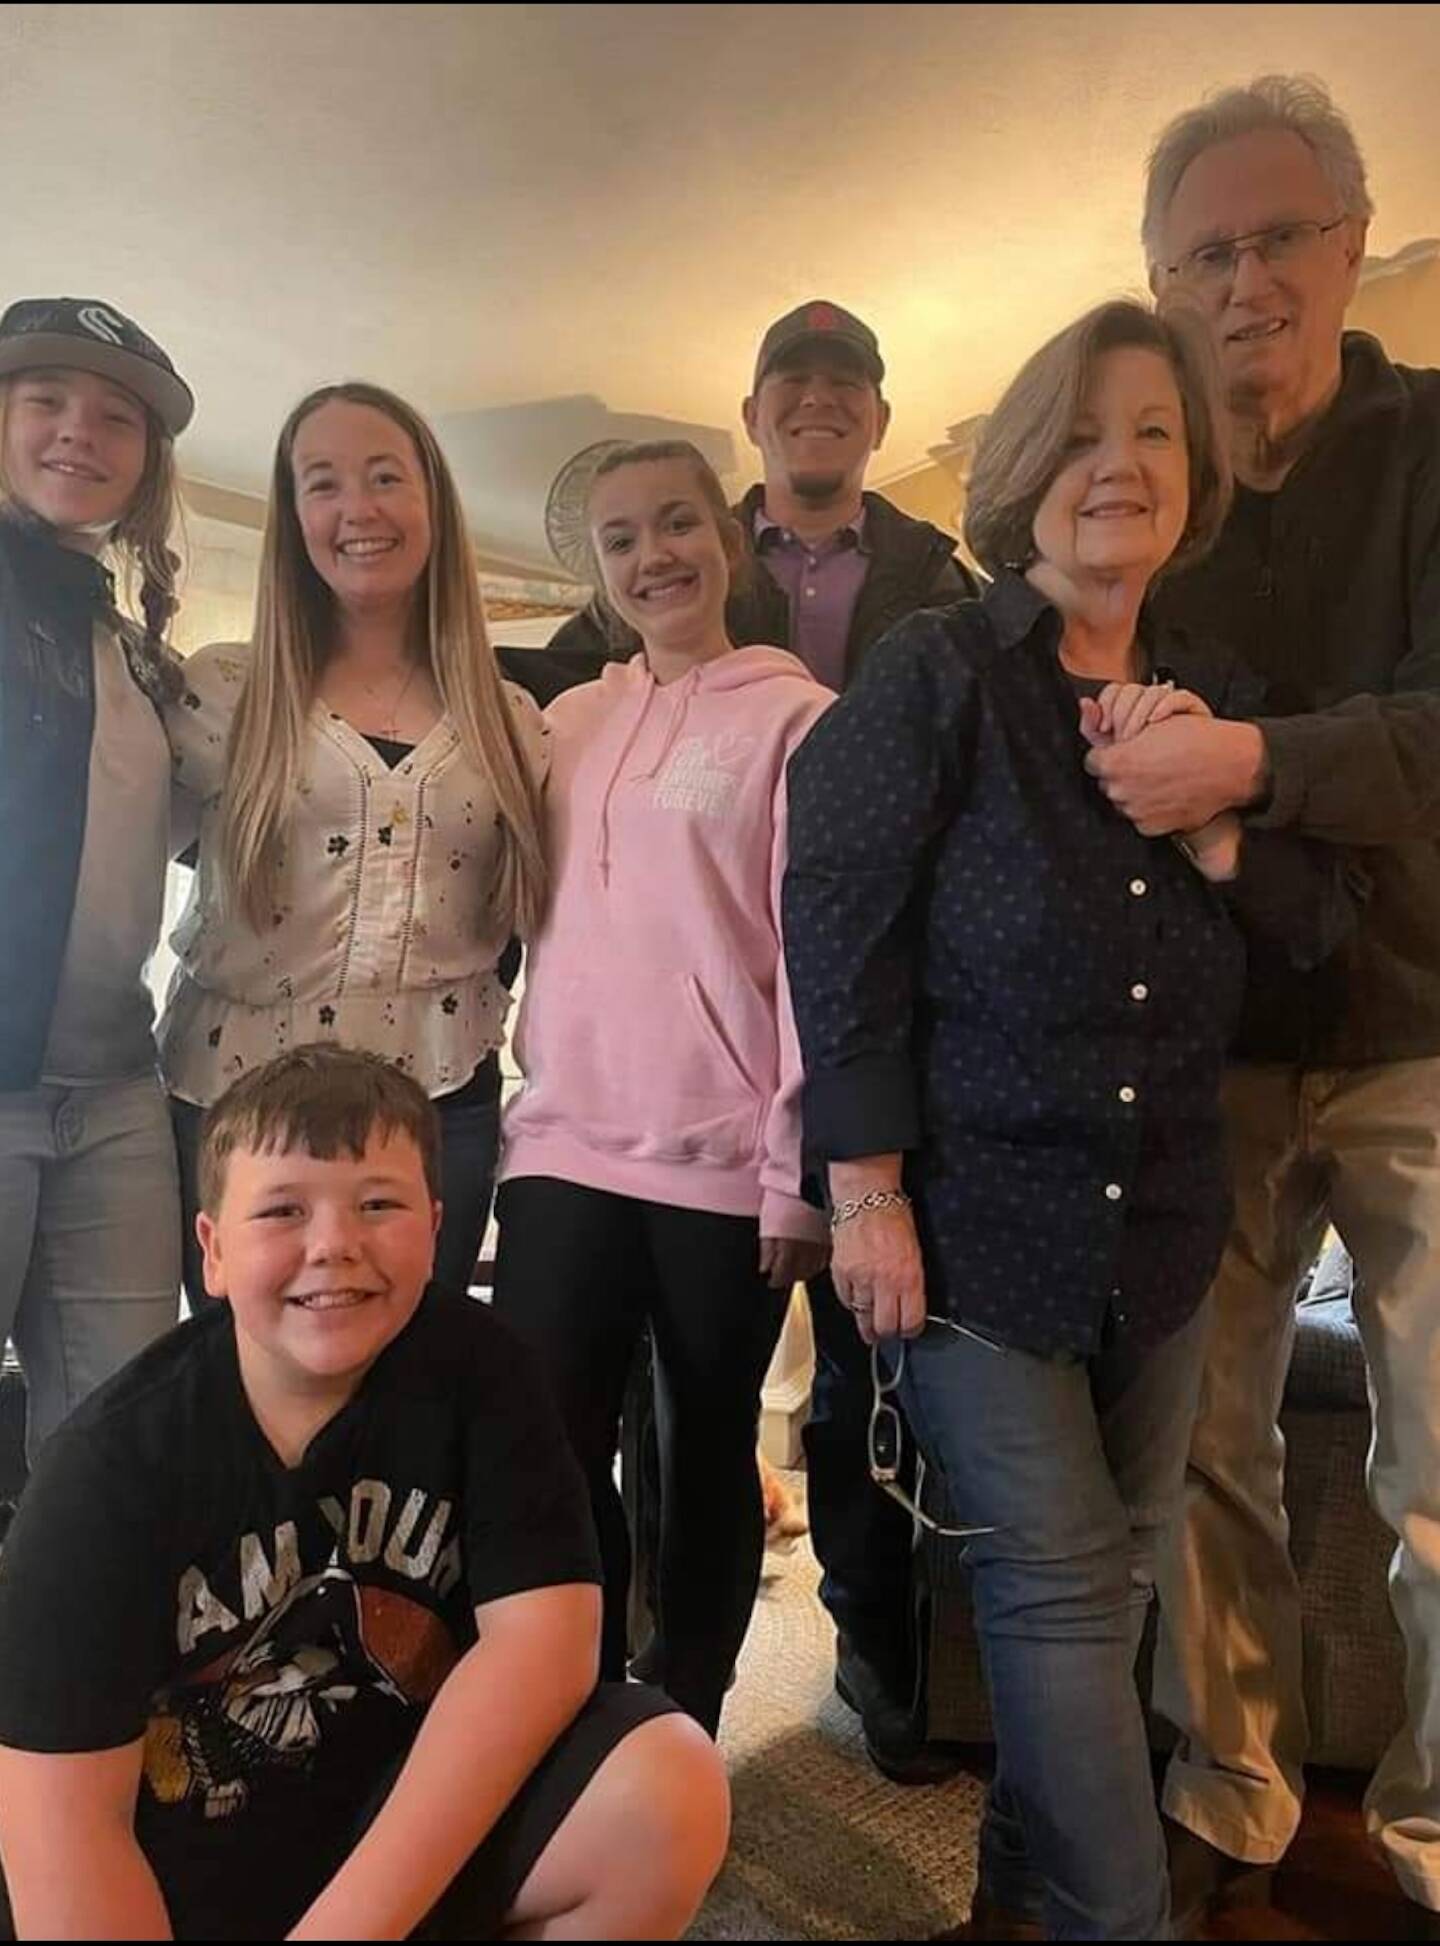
[1149,331,1440,1066]
[0,515,178,1091]
[1,517,109,1089]
[546,485,975,690]
[494,642,614,708]
[783,574,1355,1357]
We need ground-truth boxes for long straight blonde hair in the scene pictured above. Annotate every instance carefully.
[217,381,548,937]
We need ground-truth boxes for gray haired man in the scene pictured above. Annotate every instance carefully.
[1086,74,1440,1931]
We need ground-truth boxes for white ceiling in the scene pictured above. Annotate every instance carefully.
[6,2,1439,574]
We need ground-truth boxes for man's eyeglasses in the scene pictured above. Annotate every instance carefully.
[868,1337,997,1543]
[1166,216,1347,287]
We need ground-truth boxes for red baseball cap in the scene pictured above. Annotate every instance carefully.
[752,300,885,391]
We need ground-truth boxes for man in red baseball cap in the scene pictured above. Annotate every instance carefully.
[552,296,967,685]
[735,296,966,693]
[749,299,885,389]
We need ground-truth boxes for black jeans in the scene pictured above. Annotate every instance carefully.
[492,1176,789,1736]
[170,1057,502,1308]
[803,1268,921,1695]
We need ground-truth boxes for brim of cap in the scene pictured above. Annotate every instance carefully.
[0,332,194,435]
[756,333,884,388]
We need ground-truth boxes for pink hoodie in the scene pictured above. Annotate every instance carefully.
[500,646,833,1241]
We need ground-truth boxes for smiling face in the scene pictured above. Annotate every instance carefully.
[290,399,433,617]
[196,1128,440,1403]
[1031,345,1191,586]
[588,456,737,658]
[1,366,149,544]
[742,344,890,506]
[1154,127,1365,432]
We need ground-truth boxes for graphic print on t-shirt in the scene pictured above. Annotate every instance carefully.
[0,1285,602,1940]
[145,1480,465,1822]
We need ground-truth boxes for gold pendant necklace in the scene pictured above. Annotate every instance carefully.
[361,661,418,739]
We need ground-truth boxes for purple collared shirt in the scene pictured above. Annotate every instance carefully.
[754,505,869,692]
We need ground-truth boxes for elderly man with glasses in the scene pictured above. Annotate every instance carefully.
[1083,74,1440,1934]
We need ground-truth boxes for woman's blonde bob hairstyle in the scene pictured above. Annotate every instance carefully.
[964,298,1232,581]
[217,381,547,938]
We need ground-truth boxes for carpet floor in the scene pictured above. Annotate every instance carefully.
[691,1495,984,1940]
[687,1487,1414,1942]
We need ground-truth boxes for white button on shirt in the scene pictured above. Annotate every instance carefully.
[1129,878,1148,897]
[1118,1085,1137,1104]
[1105,1183,1124,1202]
[1130,982,1149,1002]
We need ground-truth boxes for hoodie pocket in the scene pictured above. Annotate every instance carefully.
[683,975,761,1099]
[517,968,764,1170]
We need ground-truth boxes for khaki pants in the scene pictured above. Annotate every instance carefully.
[1155,1057,1440,1909]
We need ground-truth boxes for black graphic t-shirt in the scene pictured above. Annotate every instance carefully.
[0,1289,600,1939]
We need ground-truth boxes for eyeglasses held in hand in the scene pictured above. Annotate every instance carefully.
[868,1337,997,1543]
[1166,216,1346,287]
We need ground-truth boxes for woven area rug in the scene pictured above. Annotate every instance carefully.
[690,1489,984,1941]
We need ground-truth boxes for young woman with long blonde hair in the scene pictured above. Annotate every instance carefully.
[0,296,193,1457]
[163,382,548,1300]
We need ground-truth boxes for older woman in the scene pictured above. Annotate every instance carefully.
[782,300,1355,1940]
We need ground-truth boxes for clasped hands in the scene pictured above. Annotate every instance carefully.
[1080,682,1247,876]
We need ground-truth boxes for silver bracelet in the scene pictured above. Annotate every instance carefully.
[829,1188,912,1232]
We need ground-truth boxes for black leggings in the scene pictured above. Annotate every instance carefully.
[492,1177,789,1736]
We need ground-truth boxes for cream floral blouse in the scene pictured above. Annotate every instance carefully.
[159,641,550,1105]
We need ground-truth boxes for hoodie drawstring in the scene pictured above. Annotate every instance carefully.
[594,674,658,884]
[592,651,804,880]
[633,668,700,782]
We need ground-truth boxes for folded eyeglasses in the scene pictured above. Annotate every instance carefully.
[867,1327,999,1543]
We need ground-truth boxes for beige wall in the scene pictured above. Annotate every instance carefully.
[1349,255,1440,366]
[874,463,963,538]
[172,516,261,656]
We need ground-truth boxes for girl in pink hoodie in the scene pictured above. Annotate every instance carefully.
[493,441,831,1733]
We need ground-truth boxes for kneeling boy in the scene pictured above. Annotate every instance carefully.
[0,1046,728,1940]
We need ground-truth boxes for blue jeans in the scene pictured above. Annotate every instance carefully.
[897,1301,1212,1941]
[429,1064,502,1294]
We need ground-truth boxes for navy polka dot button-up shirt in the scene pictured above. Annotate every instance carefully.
[783,572,1352,1357]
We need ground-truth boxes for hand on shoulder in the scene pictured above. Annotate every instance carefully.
[164,640,252,789]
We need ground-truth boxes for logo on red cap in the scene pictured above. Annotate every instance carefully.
[804,303,844,334]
